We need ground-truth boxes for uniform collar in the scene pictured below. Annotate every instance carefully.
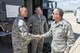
[54,19,64,27]
[18,15,24,20]
[34,14,43,17]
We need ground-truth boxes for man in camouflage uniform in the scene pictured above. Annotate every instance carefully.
[39,8,75,53]
[27,6,48,53]
[12,6,38,53]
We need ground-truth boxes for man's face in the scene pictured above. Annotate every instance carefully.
[20,7,28,17]
[52,9,61,21]
[35,7,42,15]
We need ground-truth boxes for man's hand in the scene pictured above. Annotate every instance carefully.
[64,50,68,53]
[35,35,41,38]
[34,35,42,42]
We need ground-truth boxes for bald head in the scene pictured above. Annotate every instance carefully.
[19,6,28,17]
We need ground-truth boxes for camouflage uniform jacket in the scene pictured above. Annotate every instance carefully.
[42,19,75,52]
[12,16,35,53]
[27,14,48,34]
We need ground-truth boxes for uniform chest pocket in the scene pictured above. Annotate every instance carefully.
[32,20,39,25]
[33,22,39,26]
[56,28,66,38]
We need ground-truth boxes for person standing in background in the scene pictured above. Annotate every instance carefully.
[27,6,48,53]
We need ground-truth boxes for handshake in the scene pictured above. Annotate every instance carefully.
[34,34,42,41]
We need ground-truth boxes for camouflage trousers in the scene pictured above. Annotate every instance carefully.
[31,38,44,53]
[13,45,28,53]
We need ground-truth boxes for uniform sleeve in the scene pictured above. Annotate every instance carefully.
[44,16,49,33]
[27,17,33,26]
[66,25,75,52]
[41,25,52,38]
[18,20,35,40]
[26,17,33,32]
